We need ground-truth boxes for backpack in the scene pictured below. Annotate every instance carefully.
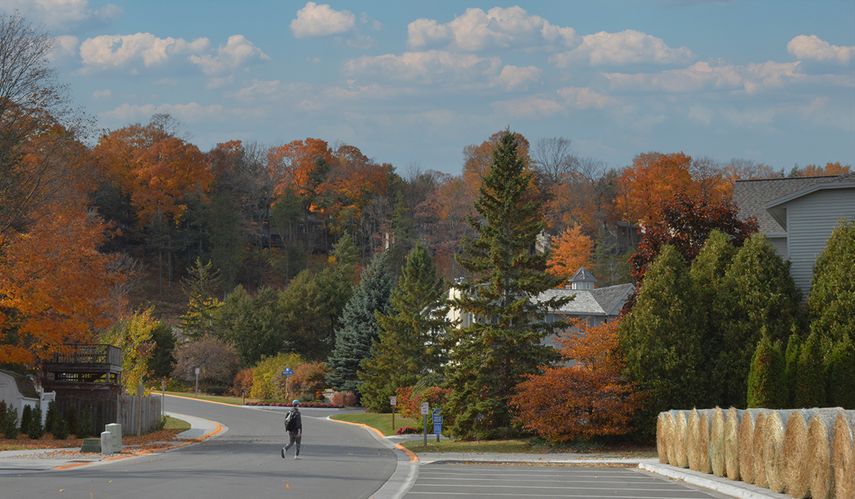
[284,410,296,431]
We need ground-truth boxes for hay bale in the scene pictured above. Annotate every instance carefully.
[674,410,689,468]
[806,410,843,499]
[666,411,678,466]
[657,412,668,464]
[687,408,702,471]
[831,412,855,499]
[708,407,725,476]
[764,409,800,493]
[738,409,764,484]
[782,409,814,498]
[724,407,741,481]
[752,411,769,488]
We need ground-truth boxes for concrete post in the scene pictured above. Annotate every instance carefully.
[105,423,122,451]
[100,431,113,455]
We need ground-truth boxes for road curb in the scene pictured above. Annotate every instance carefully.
[639,462,786,498]
[326,416,419,499]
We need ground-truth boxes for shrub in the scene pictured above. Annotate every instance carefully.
[172,336,241,393]
[20,405,32,436]
[249,353,304,401]
[396,385,451,420]
[53,417,69,440]
[825,336,855,409]
[784,332,802,406]
[395,426,419,435]
[45,402,59,435]
[746,333,787,408]
[27,407,43,439]
[76,411,93,438]
[231,368,253,397]
[3,406,17,438]
[794,330,826,407]
[288,362,327,401]
[0,401,5,432]
[330,391,358,407]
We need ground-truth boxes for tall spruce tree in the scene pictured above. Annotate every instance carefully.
[689,230,737,406]
[719,233,800,407]
[826,335,855,409]
[747,333,788,408]
[808,219,855,343]
[443,131,566,440]
[326,253,393,393]
[620,244,704,440]
[180,258,223,339]
[358,245,450,412]
[784,331,802,407]
[793,330,826,407]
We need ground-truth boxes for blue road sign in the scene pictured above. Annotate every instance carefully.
[432,408,442,434]
[282,367,294,377]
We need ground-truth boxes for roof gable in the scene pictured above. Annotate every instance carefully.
[733,176,839,234]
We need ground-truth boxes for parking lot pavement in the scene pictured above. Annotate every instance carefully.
[405,463,721,498]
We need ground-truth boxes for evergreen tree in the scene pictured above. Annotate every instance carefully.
[747,333,788,408]
[278,270,328,360]
[45,402,58,435]
[270,190,309,281]
[386,194,415,276]
[689,230,736,406]
[148,322,176,379]
[808,219,855,342]
[20,405,32,436]
[444,131,567,440]
[326,253,393,393]
[620,245,704,440]
[27,407,43,439]
[3,406,17,438]
[826,336,855,409]
[180,258,223,339]
[719,233,800,407]
[310,234,359,358]
[216,285,286,366]
[793,331,826,407]
[358,245,450,412]
[208,186,245,289]
[53,417,69,440]
[784,331,802,407]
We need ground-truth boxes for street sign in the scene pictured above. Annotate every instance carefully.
[420,402,429,415]
[432,408,442,441]
[389,396,397,407]
[282,367,294,377]
[194,367,200,376]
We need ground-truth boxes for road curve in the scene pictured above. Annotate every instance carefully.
[0,396,397,499]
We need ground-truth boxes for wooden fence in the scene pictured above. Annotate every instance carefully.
[119,394,162,435]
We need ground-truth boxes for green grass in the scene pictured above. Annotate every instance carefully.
[162,415,191,432]
[331,412,420,436]
[401,439,539,453]
[163,391,253,406]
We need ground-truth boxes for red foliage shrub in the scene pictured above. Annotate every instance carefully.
[510,320,641,443]
[395,426,419,435]
[287,362,327,401]
[396,385,451,420]
[231,368,253,397]
[330,391,358,407]
[243,401,341,408]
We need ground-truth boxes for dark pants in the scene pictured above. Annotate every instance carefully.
[285,431,301,455]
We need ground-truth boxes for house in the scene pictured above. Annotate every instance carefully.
[447,267,635,351]
[733,174,855,297]
[0,369,54,426]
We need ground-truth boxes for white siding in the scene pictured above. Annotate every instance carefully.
[786,188,855,297]
[768,236,787,260]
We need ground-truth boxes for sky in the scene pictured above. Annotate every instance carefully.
[3,0,854,174]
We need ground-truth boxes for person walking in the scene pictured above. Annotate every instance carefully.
[281,400,302,460]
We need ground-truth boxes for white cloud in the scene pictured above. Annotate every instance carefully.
[556,86,616,109]
[49,35,79,61]
[290,1,355,38]
[494,86,616,118]
[91,88,111,99]
[189,35,268,75]
[345,50,501,84]
[407,6,576,51]
[787,35,855,64]
[552,29,693,66]
[0,0,120,28]
[101,102,231,123]
[604,60,802,94]
[80,33,209,70]
[497,65,541,90]
[234,80,283,100]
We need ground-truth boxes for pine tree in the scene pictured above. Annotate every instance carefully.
[180,258,223,339]
[358,245,450,412]
[45,402,58,435]
[148,322,176,379]
[793,331,826,407]
[808,219,855,343]
[444,131,567,440]
[278,270,327,360]
[326,253,393,393]
[3,406,17,438]
[719,233,800,407]
[826,336,855,409]
[784,331,802,407]
[620,245,704,440]
[27,407,43,439]
[386,194,415,277]
[747,333,788,408]
[20,405,32,436]
[208,186,245,289]
[689,230,736,406]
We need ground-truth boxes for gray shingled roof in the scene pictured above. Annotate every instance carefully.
[733,176,840,234]
[535,282,635,317]
[570,267,596,283]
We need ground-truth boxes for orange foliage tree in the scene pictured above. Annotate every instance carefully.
[510,319,640,443]
[791,161,850,177]
[547,225,593,284]
[267,138,334,199]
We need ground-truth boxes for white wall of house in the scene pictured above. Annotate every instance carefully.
[0,371,39,424]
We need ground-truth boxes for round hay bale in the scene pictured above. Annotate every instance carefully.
[708,407,725,476]
[657,412,668,464]
[687,408,702,471]
[724,407,742,481]
[764,410,798,493]
[674,410,690,468]
[738,409,763,484]
[831,411,855,499]
[782,410,814,498]
[806,410,842,499]
[752,411,769,488]
[666,411,678,466]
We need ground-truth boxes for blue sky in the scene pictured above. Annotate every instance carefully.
[4,0,854,174]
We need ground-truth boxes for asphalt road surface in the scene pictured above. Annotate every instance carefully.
[0,396,397,499]
[405,463,721,498]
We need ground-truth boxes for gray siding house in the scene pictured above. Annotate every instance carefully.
[733,174,855,297]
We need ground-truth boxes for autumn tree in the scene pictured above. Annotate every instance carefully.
[547,225,593,285]
[511,320,639,443]
[172,336,240,392]
[103,308,160,392]
[444,131,566,440]
[790,161,850,178]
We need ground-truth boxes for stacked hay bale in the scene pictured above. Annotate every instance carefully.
[782,409,820,498]
[723,408,741,480]
[708,407,725,476]
[737,409,764,484]
[752,411,769,488]
[831,412,855,499]
[657,412,669,464]
[762,409,798,493]
[673,410,689,468]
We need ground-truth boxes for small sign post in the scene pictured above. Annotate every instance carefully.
[161,378,167,417]
[282,368,294,401]
[194,367,200,395]
[420,402,430,447]
[389,396,397,433]
[432,408,443,442]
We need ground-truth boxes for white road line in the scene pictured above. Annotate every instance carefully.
[415,477,685,485]
[411,483,706,491]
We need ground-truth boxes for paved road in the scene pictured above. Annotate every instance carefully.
[0,396,396,499]
[405,463,722,498]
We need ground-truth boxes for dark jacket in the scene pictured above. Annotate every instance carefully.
[286,408,302,432]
